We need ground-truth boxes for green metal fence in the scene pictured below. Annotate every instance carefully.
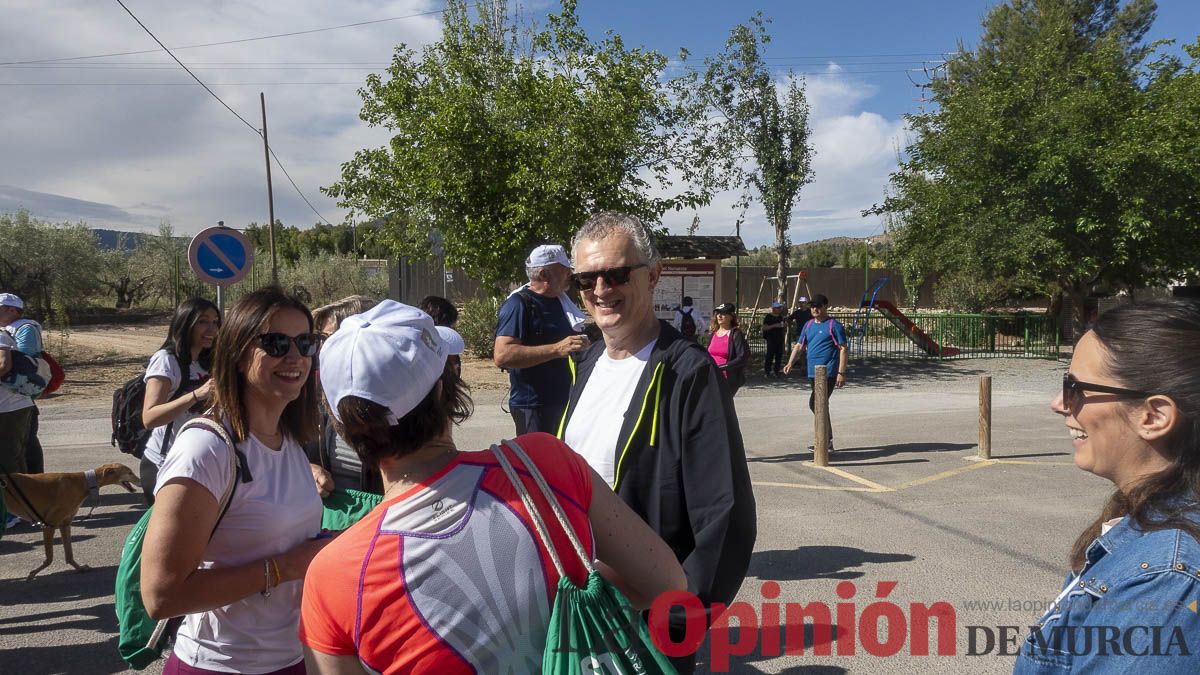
[738,310,1060,360]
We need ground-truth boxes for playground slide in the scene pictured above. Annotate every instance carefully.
[869,300,962,357]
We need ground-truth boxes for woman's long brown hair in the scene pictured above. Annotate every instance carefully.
[207,286,319,445]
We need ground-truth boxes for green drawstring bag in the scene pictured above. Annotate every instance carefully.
[321,487,382,531]
[115,418,245,670]
[490,439,676,675]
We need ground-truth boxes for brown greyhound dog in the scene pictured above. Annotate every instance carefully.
[3,462,140,579]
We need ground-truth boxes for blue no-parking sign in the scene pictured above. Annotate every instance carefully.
[188,226,254,287]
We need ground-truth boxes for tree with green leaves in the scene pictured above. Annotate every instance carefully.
[876,0,1200,330]
[0,210,103,319]
[700,13,815,303]
[326,0,712,292]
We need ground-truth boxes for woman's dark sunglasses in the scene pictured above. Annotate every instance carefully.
[572,264,647,291]
[256,332,322,358]
[1062,373,1150,408]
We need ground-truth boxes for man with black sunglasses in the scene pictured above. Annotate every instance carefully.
[494,244,590,435]
[560,212,756,674]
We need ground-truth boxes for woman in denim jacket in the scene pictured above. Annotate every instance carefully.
[1015,300,1200,673]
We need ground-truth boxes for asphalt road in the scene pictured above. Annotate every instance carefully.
[0,357,1098,674]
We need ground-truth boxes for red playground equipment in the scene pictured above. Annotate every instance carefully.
[852,278,960,358]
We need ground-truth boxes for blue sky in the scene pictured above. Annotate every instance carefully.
[1,1,1196,248]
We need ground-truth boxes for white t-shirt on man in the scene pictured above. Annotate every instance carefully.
[142,349,208,467]
[156,423,323,673]
[563,339,656,486]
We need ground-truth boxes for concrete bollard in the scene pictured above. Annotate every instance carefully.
[979,375,992,460]
[814,365,830,466]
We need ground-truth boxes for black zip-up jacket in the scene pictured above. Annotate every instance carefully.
[558,321,757,619]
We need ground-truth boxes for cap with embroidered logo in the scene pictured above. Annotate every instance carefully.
[319,300,464,423]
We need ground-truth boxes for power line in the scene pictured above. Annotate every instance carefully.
[0,8,445,66]
[267,145,332,226]
[5,64,389,70]
[113,0,332,225]
[115,0,259,133]
[6,59,935,71]
[2,64,928,87]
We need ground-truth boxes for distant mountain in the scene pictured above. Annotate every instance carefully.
[792,233,890,252]
[91,228,189,251]
[92,228,149,251]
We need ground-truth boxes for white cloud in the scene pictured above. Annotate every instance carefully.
[2,5,907,248]
[664,67,906,248]
[0,1,442,233]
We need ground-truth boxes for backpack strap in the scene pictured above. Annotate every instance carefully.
[144,416,248,650]
[516,287,544,339]
[798,319,814,346]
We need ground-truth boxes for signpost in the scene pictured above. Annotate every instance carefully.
[188,223,254,314]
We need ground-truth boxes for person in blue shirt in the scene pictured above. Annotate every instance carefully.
[493,244,590,435]
[782,294,847,450]
[0,292,44,478]
[1014,300,1200,674]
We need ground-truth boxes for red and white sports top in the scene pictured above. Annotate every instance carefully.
[299,433,594,674]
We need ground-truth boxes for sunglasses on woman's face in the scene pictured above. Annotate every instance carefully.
[572,264,647,292]
[1061,373,1150,410]
[256,332,322,358]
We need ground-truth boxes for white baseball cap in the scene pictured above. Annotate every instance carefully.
[0,293,24,309]
[525,244,572,269]
[319,300,465,423]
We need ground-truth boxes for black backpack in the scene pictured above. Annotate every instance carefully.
[679,309,697,338]
[111,369,185,458]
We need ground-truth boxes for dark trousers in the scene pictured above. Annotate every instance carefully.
[510,404,567,436]
[24,405,43,474]
[764,338,785,374]
[139,455,159,506]
[0,407,32,474]
[808,377,838,442]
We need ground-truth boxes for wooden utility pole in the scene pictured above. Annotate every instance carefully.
[261,92,278,284]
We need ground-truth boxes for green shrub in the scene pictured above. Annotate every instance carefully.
[458,296,500,359]
[273,253,388,308]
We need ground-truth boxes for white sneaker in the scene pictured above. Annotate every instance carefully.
[4,514,21,531]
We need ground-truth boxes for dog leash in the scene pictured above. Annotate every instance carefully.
[0,467,48,528]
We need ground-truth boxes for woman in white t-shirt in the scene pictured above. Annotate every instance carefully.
[139,298,220,504]
[141,287,332,675]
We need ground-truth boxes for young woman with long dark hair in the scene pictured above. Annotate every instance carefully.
[139,297,220,503]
